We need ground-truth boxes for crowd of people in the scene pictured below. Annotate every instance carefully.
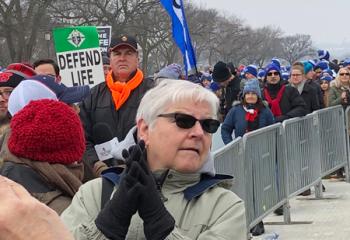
[0,33,348,240]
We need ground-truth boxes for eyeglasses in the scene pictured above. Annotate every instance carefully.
[291,74,302,77]
[267,72,279,76]
[0,90,12,100]
[157,112,220,134]
[339,73,350,76]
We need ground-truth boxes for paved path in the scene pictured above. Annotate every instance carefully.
[253,179,350,240]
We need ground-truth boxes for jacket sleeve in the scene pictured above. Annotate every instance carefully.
[311,88,321,112]
[60,179,108,240]
[278,87,307,121]
[221,108,236,145]
[166,200,247,240]
[79,91,99,168]
[328,87,342,106]
[265,108,275,126]
[316,85,324,108]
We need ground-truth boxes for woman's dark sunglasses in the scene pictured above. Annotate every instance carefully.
[157,112,220,134]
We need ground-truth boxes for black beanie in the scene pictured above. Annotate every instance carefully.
[212,61,232,82]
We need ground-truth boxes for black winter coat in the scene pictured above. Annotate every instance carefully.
[263,82,307,122]
[79,77,154,168]
[299,83,321,114]
[306,79,324,108]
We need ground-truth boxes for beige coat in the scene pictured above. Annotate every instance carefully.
[61,170,247,239]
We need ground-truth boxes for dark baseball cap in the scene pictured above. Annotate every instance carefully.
[27,75,90,104]
[109,35,138,52]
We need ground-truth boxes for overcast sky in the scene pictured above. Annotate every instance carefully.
[191,0,350,58]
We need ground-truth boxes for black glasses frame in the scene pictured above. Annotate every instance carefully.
[157,112,220,134]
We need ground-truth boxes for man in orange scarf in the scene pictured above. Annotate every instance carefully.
[79,35,154,179]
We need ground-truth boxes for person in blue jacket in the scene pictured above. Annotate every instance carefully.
[221,79,275,144]
[221,79,275,235]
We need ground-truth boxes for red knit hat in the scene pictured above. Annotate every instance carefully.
[8,99,86,164]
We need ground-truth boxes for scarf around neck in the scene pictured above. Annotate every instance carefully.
[243,105,260,132]
[264,84,286,117]
[2,133,83,198]
[290,80,306,95]
[106,69,144,110]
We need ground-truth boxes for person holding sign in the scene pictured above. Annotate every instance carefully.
[79,35,154,178]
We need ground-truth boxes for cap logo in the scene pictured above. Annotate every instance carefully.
[121,36,127,42]
[0,72,13,82]
[68,29,85,48]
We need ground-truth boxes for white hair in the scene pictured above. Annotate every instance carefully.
[136,79,219,126]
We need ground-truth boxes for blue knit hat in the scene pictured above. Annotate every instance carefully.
[243,79,261,98]
[281,71,290,81]
[320,75,332,82]
[200,73,213,82]
[303,61,313,75]
[265,63,281,77]
[343,58,350,67]
[317,50,330,61]
[322,69,334,78]
[257,69,266,78]
[315,60,329,71]
[308,59,316,67]
[244,64,258,77]
[271,58,281,69]
[157,64,182,80]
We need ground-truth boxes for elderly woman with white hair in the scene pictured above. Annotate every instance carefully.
[61,79,247,240]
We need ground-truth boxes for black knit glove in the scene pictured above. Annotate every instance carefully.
[95,143,145,240]
[134,141,175,240]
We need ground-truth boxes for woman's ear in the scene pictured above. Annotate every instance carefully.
[137,118,149,145]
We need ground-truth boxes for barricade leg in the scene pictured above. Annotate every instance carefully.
[283,201,291,224]
[345,164,350,183]
[315,180,323,199]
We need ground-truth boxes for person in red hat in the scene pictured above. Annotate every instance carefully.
[0,63,36,135]
[0,99,85,214]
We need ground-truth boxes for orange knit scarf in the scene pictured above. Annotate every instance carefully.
[106,69,144,110]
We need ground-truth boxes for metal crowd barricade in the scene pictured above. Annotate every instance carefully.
[213,137,245,201]
[282,114,322,198]
[315,106,349,179]
[345,106,350,183]
[212,106,350,233]
[213,137,248,234]
[242,123,287,229]
[211,124,225,152]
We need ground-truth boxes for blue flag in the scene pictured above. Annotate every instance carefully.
[160,0,197,76]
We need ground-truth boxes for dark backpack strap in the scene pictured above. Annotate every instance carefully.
[100,166,124,209]
[101,177,114,209]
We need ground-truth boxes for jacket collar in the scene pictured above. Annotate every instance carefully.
[101,168,233,201]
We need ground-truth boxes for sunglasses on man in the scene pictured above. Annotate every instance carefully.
[158,112,220,134]
[267,71,279,76]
